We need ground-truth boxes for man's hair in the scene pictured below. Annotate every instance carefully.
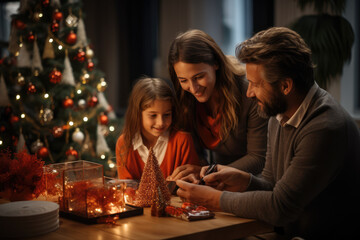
[236,27,314,93]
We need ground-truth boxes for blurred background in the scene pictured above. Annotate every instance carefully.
[1,0,359,123]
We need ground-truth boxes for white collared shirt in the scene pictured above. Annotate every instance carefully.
[132,130,170,165]
[276,83,318,128]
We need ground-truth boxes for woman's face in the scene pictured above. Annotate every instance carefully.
[173,61,218,103]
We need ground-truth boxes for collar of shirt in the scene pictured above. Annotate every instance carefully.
[276,83,318,128]
[132,130,170,165]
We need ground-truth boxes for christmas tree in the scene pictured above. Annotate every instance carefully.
[0,0,122,177]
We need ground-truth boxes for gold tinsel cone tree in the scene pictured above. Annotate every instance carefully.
[136,148,171,207]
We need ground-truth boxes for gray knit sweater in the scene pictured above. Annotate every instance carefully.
[220,85,360,238]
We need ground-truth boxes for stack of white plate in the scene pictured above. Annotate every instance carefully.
[0,200,59,239]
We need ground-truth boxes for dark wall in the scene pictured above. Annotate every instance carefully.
[252,0,274,34]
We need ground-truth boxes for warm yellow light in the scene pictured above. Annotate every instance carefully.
[100,154,106,159]
[83,116,88,122]
[58,45,63,50]
[20,113,26,118]
[77,89,82,94]
[44,93,49,98]
[109,126,115,132]
[49,38,53,43]
[109,162,115,168]
[68,121,74,126]
[16,95,21,100]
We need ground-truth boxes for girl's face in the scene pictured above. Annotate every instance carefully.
[141,99,172,144]
[173,61,218,103]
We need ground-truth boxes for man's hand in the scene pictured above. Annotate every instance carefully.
[176,180,222,211]
[200,164,250,192]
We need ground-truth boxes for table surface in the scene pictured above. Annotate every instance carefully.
[2,197,273,240]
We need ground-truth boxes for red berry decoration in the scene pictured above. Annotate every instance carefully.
[66,147,78,161]
[42,0,50,7]
[27,32,35,43]
[49,69,62,83]
[74,50,86,62]
[99,113,108,125]
[88,96,98,107]
[14,19,26,30]
[53,10,63,21]
[38,146,49,158]
[28,83,36,93]
[66,31,77,45]
[51,21,59,33]
[87,60,94,71]
[63,98,74,108]
[52,126,64,138]
[10,115,19,124]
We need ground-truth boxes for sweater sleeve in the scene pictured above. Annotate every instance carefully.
[220,120,348,226]
[116,135,138,179]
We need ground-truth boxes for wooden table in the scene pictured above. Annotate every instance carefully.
[3,197,273,240]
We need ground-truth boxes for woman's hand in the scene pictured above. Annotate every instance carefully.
[200,164,250,192]
[168,164,202,183]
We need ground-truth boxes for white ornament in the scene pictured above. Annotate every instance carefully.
[72,128,84,144]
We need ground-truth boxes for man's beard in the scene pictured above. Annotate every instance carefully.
[256,92,287,119]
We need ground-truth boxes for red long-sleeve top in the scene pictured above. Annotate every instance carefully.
[116,131,200,179]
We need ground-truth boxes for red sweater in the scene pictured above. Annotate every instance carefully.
[116,131,200,179]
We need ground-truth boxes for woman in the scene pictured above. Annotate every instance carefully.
[167,29,268,181]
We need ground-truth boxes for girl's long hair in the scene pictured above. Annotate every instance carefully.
[168,29,244,140]
[120,77,178,154]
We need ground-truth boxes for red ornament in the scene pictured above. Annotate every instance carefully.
[99,114,108,125]
[42,0,50,7]
[10,115,19,124]
[53,10,63,21]
[27,32,35,43]
[28,83,36,93]
[0,125,5,132]
[74,50,86,62]
[51,21,59,33]
[66,147,78,160]
[14,19,26,30]
[49,69,62,83]
[88,96,98,107]
[66,31,77,45]
[63,98,74,108]
[52,126,64,138]
[87,60,94,71]
[38,147,49,158]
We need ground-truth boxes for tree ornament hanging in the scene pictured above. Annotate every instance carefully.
[31,139,44,153]
[43,36,55,59]
[99,113,108,125]
[66,31,77,45]
[96,78,107,92]
[10,115,19,124]
[16,72,25,85]
[52,126,64,138]
[72,128,84,144]
[49,68,62,83]
[74,49,86,62]
[27,32,35,43]
[42,0,50,7]
[65,9,78,27]
[87,96,98,107]
[87,60,94,71]
[51,21,59,33]
[27,82,36,93]
[62,53,76,86]
[15,19,26,30]
[86,47,94,59]
[78,99,87,109]
[38,146,49,158]
[53,9,63,21]
[66,146,78,161]
[80,70,90,84]
[40,108,53,123]
[63,97,74,108]
[33,11,42,22]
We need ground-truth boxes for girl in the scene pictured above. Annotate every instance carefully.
[116,77,201,180]
[167,29,268,181]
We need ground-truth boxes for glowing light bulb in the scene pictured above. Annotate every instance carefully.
[77,89,82,94]
[58,45,63,50]
[16,95,21,100]
[44,93,49,98]
[20,113,26,118]
[100,154,106,160]
[109,126,115,132]
[83,116,88,122]
[68,121,74,126]
[49,38,53,43]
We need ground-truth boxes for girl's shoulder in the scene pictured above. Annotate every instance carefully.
[169,130,193,142]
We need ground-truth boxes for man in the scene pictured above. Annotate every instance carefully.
[176,27,360,239]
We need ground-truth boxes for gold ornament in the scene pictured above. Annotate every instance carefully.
[16,73,25,85]
[86,47,94,59]
[96,78,107,92]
